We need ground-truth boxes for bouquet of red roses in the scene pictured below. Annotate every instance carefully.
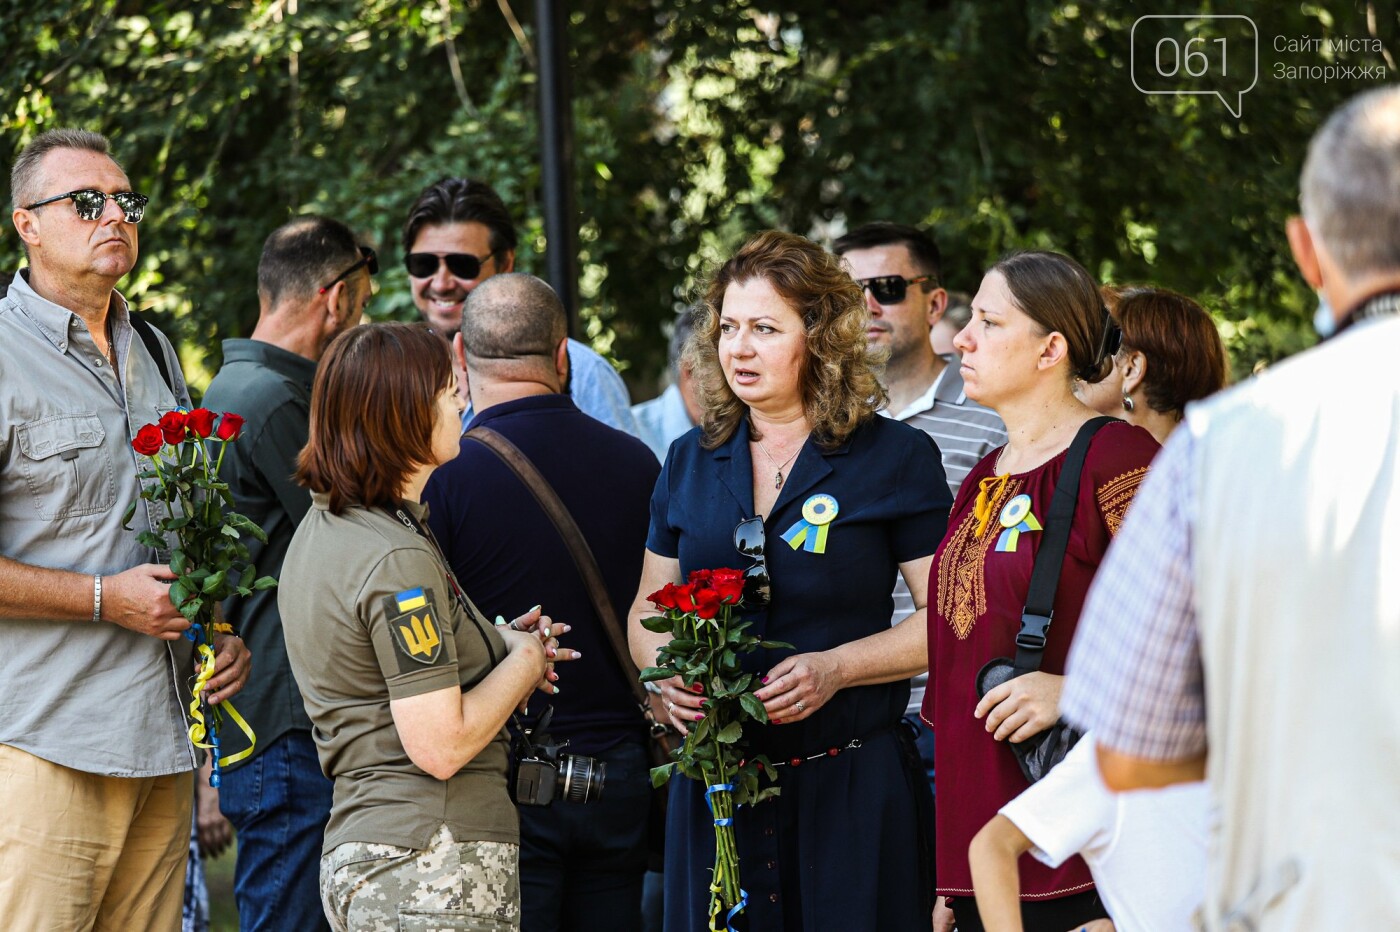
[125,407,275,786]
[640,568,790,931]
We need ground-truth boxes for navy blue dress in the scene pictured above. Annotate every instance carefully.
[648,415,951,932]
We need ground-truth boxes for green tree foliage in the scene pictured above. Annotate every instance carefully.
[2,1,1395,389]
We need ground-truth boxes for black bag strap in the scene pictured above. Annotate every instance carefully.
[130,312,174,394]
[1013,416,1117,673]
[463,425,673,749]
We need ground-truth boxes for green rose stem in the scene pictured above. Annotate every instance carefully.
[640,571,791,929]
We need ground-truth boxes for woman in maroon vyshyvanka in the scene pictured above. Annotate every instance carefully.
[924,252,1160,932]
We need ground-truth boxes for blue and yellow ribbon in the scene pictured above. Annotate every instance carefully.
[186,632,256,786]
[704,783,748,931]
[781,494,839,554]
[994,493,1043,553]
[705,782,735,826]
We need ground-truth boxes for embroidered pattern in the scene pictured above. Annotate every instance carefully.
[938,478,1022,640]
[1096,467,1149,536]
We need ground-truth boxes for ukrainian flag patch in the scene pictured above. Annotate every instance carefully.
[383,587,447,670]
[395,588,428,612]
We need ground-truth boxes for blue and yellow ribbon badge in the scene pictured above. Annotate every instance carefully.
[995,493,1043,552]
[781,494,839,554]
[395,587,428,612]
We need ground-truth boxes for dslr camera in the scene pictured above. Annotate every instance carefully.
[509,705,605,806]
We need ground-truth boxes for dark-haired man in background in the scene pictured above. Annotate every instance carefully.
[202,215,374,931]
[400,177,640,435]
[833,223,1006,880]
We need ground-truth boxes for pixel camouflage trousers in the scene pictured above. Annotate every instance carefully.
[320,824,520,931]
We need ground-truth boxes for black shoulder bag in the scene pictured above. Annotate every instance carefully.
[974,416,1115,784]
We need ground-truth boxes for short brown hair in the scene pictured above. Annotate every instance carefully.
[11,128,115,211]
[1113,287,1229,416]
[296,323,453,514]
[686,230,886,450]
[992,251,1113,384]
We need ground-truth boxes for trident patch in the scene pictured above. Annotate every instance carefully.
[384,587,446,668]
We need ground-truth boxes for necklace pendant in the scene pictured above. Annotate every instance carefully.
[775,470,784,489]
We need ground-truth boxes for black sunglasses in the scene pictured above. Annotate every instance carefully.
[733,516,771,610]
[1097,308,1123,360]
[403,252,494,280]
[856,274,934,306]
[319,246,379,294]
[25,189,149,224]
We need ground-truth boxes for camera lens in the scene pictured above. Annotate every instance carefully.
[558,754,606,803]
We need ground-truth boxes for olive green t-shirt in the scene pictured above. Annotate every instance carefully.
[280,494,517,854]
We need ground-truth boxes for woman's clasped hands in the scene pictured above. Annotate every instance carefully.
[496,606,582,710]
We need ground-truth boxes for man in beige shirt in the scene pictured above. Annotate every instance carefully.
[0,129,250,929]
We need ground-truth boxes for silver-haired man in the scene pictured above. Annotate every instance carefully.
[0,129,250,928]
[1062,86,1400,930]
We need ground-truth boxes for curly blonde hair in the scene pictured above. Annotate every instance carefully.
[684,230,887,450]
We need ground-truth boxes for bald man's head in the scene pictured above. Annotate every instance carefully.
[460,273,568,381]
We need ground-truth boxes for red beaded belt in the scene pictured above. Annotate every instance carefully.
[754,723,896,770]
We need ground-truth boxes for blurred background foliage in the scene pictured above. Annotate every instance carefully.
[2,0,1396,393]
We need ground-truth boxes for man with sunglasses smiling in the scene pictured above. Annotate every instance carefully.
[400,177,640,434]
[200,215,373,932]
[0,128,251,928]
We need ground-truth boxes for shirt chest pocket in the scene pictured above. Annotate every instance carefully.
[16,414,116,519]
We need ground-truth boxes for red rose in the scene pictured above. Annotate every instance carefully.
[674,583,698,613]
[648,583,681,611]
[159,409,188,445]
[688,568,714,586]
[694,587,723,620]
[215,412,246,441]
[711,568,745,604]
[132,424,163,456]
[186,408,217,439]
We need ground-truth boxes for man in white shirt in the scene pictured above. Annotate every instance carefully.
[1062,86,1400,930]
[632,304,702,461]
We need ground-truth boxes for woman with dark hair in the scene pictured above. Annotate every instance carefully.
[627,230,952,931]
[1078,286,1230,444]
[279,323,563,931]
[924,252,1160,932]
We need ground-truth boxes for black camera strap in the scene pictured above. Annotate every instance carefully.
[1012,416,1117,674]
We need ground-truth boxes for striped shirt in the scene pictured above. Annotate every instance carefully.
[880,361,1007,715]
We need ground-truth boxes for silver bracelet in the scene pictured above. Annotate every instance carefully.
[92,573,103,623]
[644,680,663,695]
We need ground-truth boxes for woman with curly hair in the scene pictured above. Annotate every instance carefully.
[628,230,953,931]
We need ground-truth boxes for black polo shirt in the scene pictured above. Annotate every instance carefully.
[202,338,317,766]
[423,393,660,754]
